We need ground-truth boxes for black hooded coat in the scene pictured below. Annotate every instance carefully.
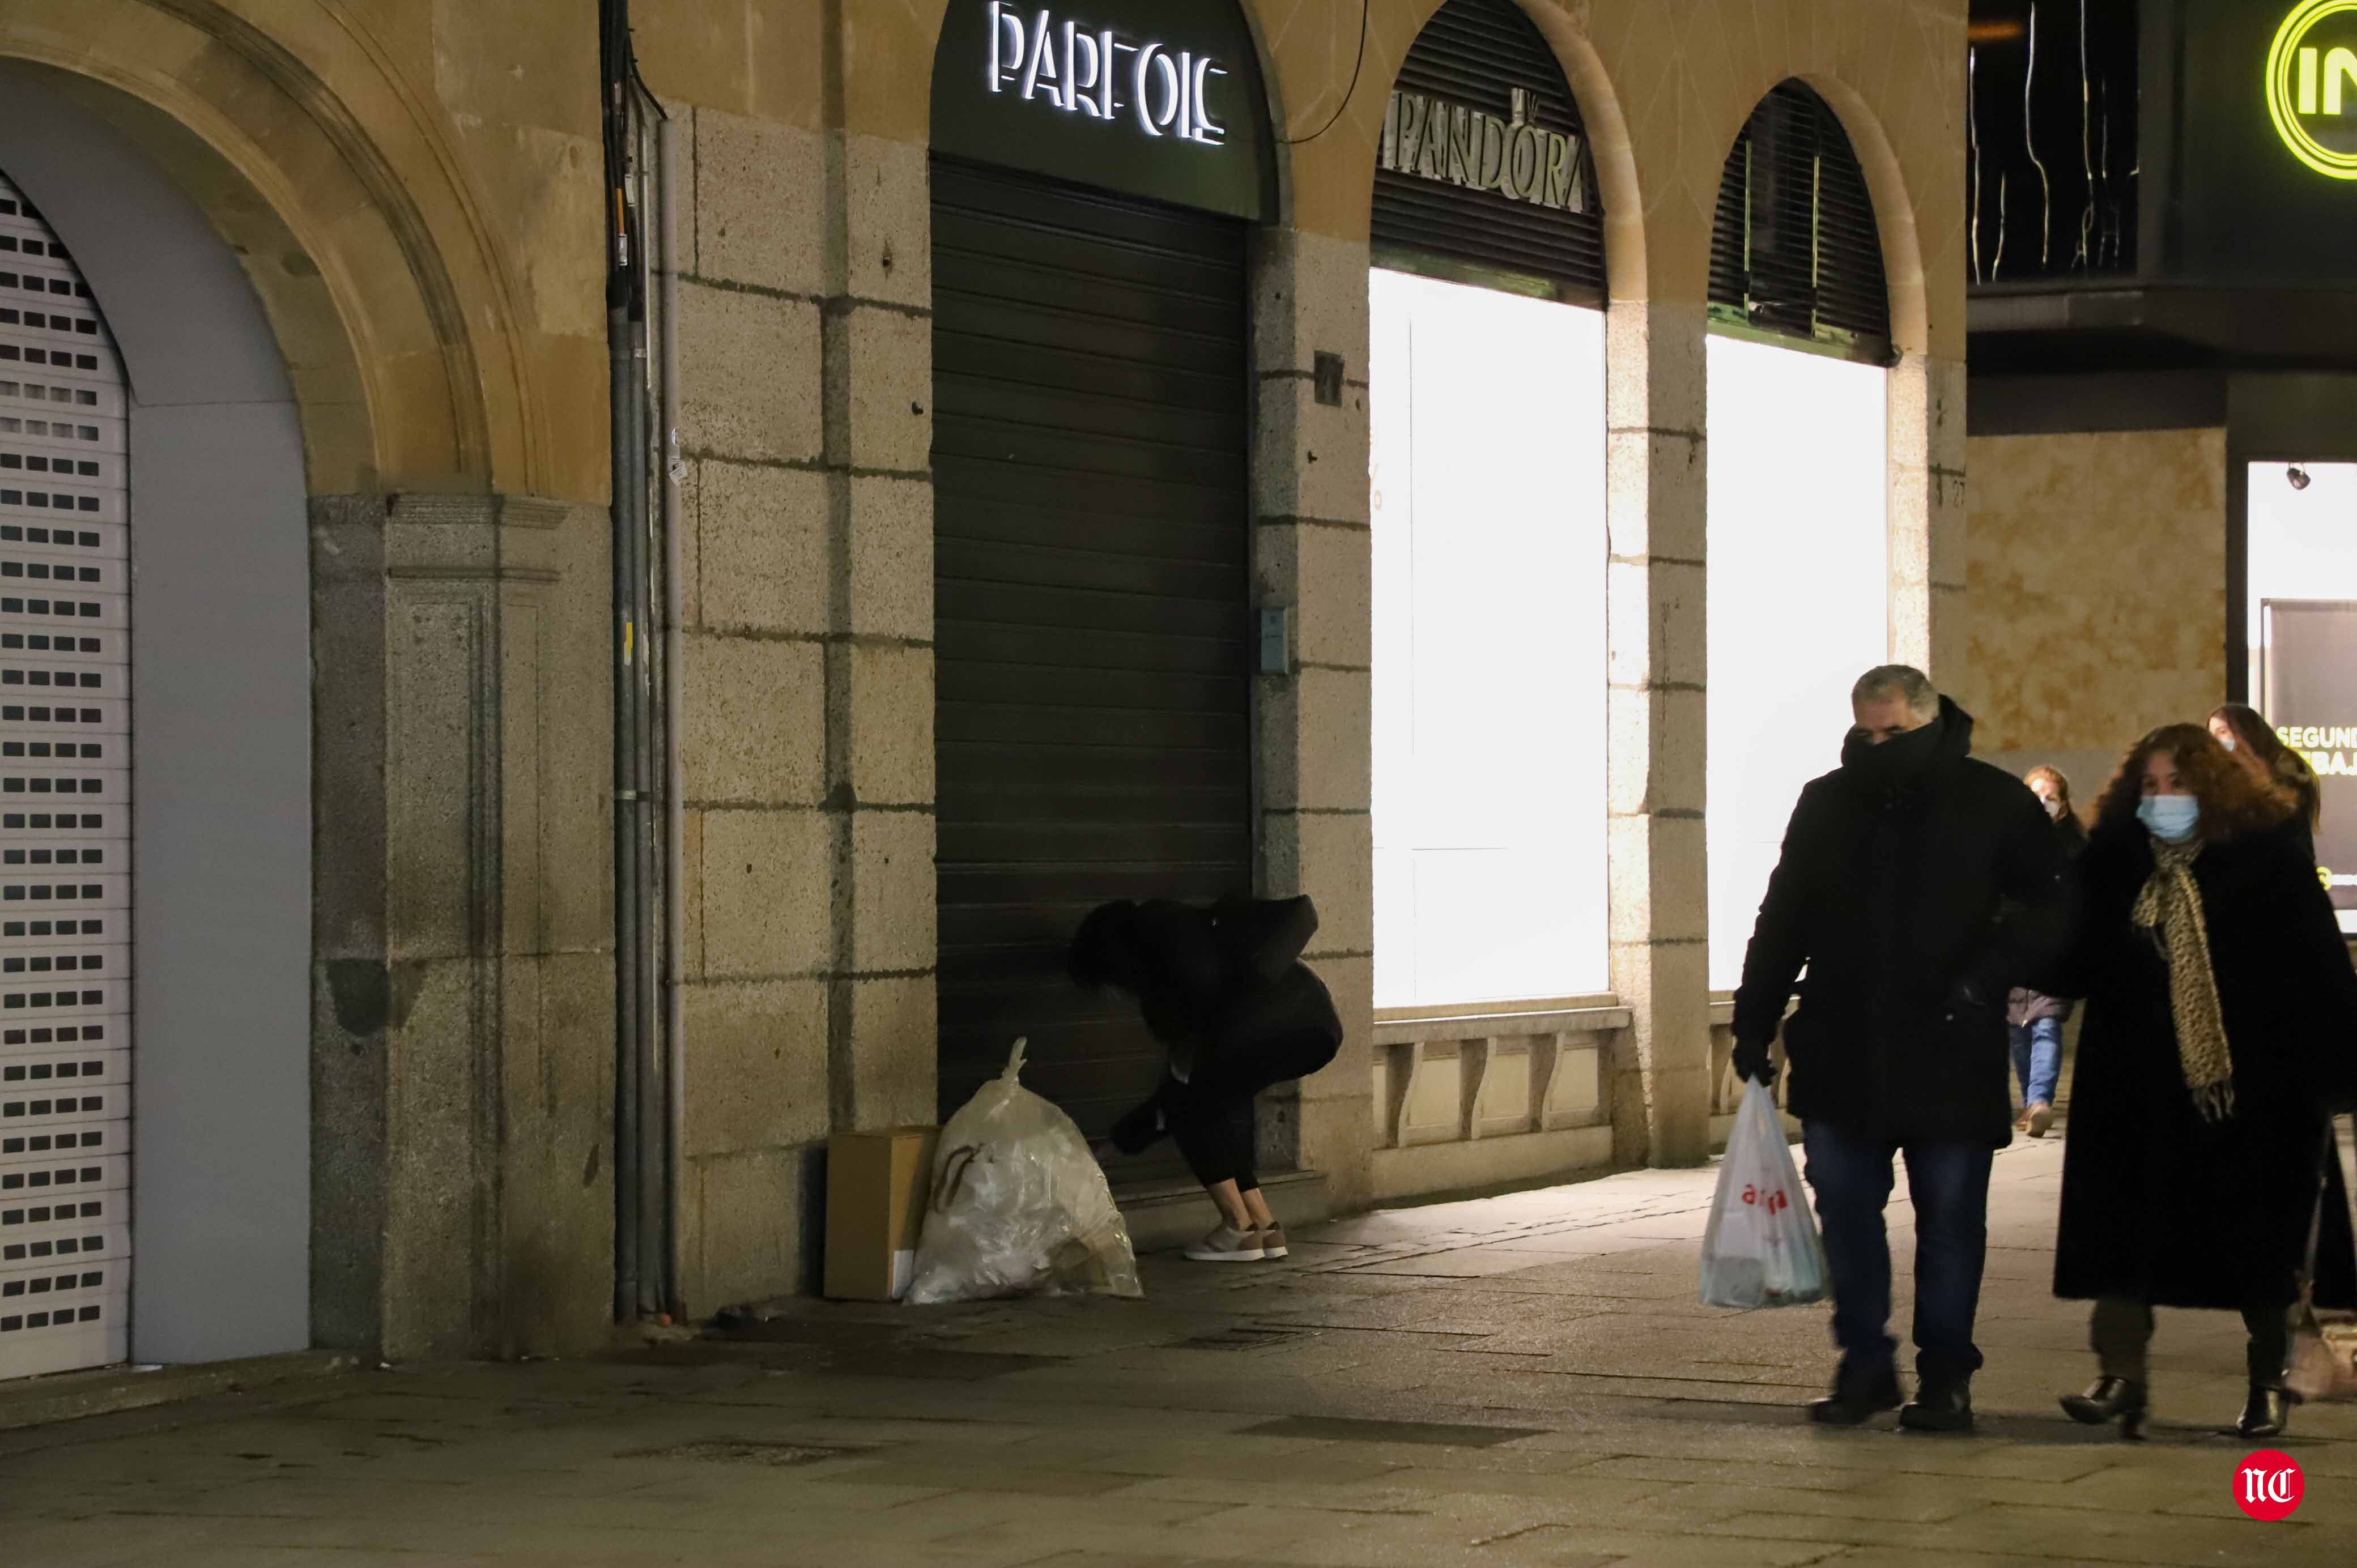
[1730,698,2072,1146]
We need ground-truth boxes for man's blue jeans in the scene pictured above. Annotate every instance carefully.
[2009,1017,2062,1106]
[1801,1121,1993,1387]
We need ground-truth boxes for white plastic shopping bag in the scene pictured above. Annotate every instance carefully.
[1699,1080,1828,1308]
[905,1038,1143,1305]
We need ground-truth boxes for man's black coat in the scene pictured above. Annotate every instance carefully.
[1730,698,2071,1145]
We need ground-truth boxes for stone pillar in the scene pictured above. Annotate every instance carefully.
[672,106,835,1311]
[1252,231,1376,1209]
[1889,351,1968,684]
[670,105,935,1314]
[311,491,611,1362]
[819,125,938,1140]
[1603,300,1713,1168]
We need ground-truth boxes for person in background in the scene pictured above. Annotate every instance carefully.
[2007,766,2088,1139]
[1731,666,2070,1433]
[2210,702,2321,846]
[1070,895,1342,1264]
[2048,725,2357,1441]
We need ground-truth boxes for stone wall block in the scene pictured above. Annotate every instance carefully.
[844,475,933,640]
[681,634,824,804]
[678,283,821,462]
[699,460,828,635]
[701,808,831,976]
[839,131,931,309]
[837,974,939,1129]
[691,1145,816,1310]
[1286,667,1372,814]
[837,641,935,807]
[823,303,931,474]
[1252,229,1372,373]
[1288,523,1373,671]
[694,109,823,295]
[1255,385,1371,523]
[1263,811,1375,955]
[843,809,937,974]
[1605,556,1704,690]
[1606,683,1704,817]
[681,979,829,1156]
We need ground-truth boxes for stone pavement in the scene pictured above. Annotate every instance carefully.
[4,1134,2355,1567]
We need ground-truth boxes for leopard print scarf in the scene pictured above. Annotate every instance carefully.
[2129,837,2236,1123]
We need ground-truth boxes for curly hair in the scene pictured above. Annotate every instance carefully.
[2210,702,2322,831]
[2092,722,2296,843]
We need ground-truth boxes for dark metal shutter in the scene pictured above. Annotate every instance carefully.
[1371,0,1606,299]
[1708,81,1892,356]
[930,157,1254,1147]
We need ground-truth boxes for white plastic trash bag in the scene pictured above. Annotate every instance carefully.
[1699,1080,1828,1309]
[906,1038,1143,1305]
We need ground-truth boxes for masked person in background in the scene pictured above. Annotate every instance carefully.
[2048,725,2357,1441]
[2008,766,2088,1139]
[1071,895,1342,1263]
[2209,703,2322,850]
[1730,667,2071,1433]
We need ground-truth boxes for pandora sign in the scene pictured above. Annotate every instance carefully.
[1380,87,1589,214]
[985,2,1229,146]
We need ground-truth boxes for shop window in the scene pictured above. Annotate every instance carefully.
[1370,269,1607,1007]
[2247,460,2357,933]
[1704,336,1890,990]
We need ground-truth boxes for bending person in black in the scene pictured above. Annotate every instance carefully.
[1071,895,1342,1263]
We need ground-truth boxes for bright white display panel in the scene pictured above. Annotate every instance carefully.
[2245,459,2357,933]
[1369,269,1608,1007]
[1705,334,1890,991]
[2247,459,2357,684]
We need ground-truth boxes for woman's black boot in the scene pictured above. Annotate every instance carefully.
[2236,1384,2294,1440]
[2059,1378,2147,1441]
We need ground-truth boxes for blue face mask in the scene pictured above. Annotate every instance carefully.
[2137,794,2201,843]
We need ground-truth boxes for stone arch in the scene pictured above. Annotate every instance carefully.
[1509,0,1646,301]
[1794,73,1931,359]
[0,0,546,497]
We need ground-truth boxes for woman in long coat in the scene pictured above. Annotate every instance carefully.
[2050,724,2357,1439]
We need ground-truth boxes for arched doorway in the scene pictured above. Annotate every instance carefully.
[1368,0,1613,1016]
[0,66,309,1377]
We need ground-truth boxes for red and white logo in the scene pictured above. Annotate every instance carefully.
[2235,1450,2304,1522]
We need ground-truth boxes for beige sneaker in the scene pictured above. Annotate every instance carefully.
[2026,1102,2054,1138]
[1258,1224,1288,1260]
[1183,1224,1265,1262]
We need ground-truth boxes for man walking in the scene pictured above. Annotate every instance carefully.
[1730,666,2069,1432]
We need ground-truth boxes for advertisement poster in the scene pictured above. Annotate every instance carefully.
[2261,598,2357,931]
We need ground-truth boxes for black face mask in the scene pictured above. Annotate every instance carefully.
[1844,712,1947,789]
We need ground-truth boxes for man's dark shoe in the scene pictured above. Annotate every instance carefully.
[1807,1364,1902,1425]
[1899,1379,1975,1433]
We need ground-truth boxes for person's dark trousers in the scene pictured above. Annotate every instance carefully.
[1111,1027,1337,1190]
[1802,1120,1995,1387]
[2090,1298,2294,1386]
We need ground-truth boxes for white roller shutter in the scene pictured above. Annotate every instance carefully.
[0,171,130,1380]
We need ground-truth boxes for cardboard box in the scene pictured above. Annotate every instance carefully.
[823,1126,941,1301]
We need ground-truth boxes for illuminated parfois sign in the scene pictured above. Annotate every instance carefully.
[1379,87,1589,214]
[985,2,1228,145]
[2267,0,2357,178]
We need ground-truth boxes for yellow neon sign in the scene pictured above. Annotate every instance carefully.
[2270,0,2357,178]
